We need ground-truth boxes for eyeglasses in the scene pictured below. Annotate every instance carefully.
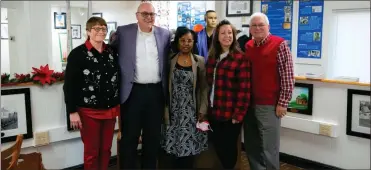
[251,24,266,28]
[91,27,107,32]
[179,39,194,44]
[137,12,157,18]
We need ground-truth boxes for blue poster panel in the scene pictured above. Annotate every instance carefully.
[297,0,324,59]
[177,2,191,28]
[261,0,293,49]
[177,2,206,29]
[190,2,206,29]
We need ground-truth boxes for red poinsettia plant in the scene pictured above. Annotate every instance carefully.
[1,64,65,86]
[32,64,56,85]
[52,71,65,81]
[15,73,32,83]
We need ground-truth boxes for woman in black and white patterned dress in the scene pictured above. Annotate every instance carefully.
[162,27,209,169]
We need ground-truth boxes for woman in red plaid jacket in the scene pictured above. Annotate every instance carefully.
[206,20,251,169]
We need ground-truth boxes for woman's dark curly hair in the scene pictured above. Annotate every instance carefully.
[171,26,198,54]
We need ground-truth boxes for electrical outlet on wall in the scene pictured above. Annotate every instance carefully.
[319,123,332,137]
[34,131,50,146]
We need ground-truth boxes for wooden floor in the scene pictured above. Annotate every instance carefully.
[108,151,302,170]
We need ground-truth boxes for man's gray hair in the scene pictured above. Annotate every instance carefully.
[249,12,270,25]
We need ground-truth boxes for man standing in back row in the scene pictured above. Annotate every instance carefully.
[196,10,217,61]
[244,12,295,170]
[111,2,171,169]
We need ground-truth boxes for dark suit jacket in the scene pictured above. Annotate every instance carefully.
[111,23,171,104]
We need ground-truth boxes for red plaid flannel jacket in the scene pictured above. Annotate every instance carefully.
[206,52,251,122]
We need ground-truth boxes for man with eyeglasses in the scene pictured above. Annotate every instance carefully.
[111,2,171,169]
[244,12,295,170]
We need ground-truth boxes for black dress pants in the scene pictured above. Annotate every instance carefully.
[119,83,165,169]
[210,117,242,169]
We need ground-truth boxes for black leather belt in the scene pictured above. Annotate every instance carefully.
[133,82,161,87]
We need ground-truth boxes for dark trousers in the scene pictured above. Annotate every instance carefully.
[119,83,165,169]
[210,118,242,169]
[171,155,195,169]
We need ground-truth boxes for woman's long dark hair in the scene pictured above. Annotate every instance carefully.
[208,20,241,59]
[171,26,198,55]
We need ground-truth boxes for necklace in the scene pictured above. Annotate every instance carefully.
[179,55,190,65]
[183,59,189,64]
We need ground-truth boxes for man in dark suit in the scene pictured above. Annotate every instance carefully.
[111,2,171,169]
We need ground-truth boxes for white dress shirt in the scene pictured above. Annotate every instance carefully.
[134,25,161,84]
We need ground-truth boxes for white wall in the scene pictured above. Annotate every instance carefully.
[281,81,370,169]
[92,1,140,27]
[1,1,31,75]
[1,8,10,74]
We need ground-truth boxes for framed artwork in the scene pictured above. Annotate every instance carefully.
[226,0,253,17]
[54,12,66,29]
[1,23,8,39]
[92,13,103,18]
[287,83,313,115]
[58,33,69,62]
[1,88,33,143]
[346,89,370,139]
[71,24,81,39]
[105,22,117,40]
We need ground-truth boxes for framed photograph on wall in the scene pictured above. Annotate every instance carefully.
[1,88,33,143]
[346,89,370,139]
[287,83,313,115]
[105,22,117,40]
[54,12,66,29]
[71,24,81,39]
[92,12,103,18]
[226,0,253,17]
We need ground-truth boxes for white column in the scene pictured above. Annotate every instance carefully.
[66,1,72,54]
[88,1,92,19]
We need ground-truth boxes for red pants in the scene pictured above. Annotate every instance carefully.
[79,113,116,170]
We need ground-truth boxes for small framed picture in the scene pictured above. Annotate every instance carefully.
[54,12,67,29]
[71,24,81,39]
[92,13,103,18]
[287,83,313,115]
[1,88,33,143]
[346,89,370,139]
[226,0,253,17]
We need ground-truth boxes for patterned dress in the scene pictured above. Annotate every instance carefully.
[163,63,208,157]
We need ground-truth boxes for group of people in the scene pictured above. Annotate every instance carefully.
[63,2,294,170]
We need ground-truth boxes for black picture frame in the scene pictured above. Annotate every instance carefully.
[71,24,81,39]
[287,83,313,115]
[346,89,371,139]
[226,0,253,17]
[54,12,67,29]
[1,88,33,143]
[92,12,103,18]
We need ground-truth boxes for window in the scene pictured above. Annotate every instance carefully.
[329,9,370,83]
